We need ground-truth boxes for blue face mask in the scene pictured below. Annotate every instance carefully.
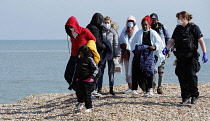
[177,20,183,25]
[127,22,134,28]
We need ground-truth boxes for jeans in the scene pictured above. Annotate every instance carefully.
[98,60,115,88]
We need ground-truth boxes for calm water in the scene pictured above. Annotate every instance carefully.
[0,39,209,104]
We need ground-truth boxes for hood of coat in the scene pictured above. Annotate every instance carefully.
[126,15,137,27]
[65,16,82,34]
[111,22,119,30]
[90,13,104,27]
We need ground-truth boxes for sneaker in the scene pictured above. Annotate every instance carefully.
[92,91,101,96]
[132,90,139,95]
[181,98,190,105]
[144,92,150,97]
[124,89,133,93]
[191,97,198,104]
[76,103,84,110]
[148,88,154,96]
[85,108,92,113]
[149,91,154,96]
[157,88,164,94]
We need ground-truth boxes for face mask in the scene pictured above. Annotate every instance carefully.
[127,22,134,28]
[103,24,111,29]
[151,23,158,28]
[69,27,74,31]
[177,20,183,25]
[78,55,81,58]
[143,29,150,32]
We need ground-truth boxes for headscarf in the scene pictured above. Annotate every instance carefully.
[141,15,152,27]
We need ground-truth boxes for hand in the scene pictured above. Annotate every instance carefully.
[167,51,171,58]
[68,84,76,91]
[150,46,156,50]
[162,47,170,55]
[202,52,208,63]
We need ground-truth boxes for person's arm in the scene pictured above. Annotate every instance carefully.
[198,37,208,63]
[163,26,171,45]
[89,57,99,79]
[162,38,174,57]
[166,38,175,50]
[113,29,120,57]
[198,37,207,53]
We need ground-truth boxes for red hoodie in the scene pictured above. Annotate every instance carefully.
[65,16,96,56]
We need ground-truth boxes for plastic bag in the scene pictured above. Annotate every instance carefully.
[113,58,122,73]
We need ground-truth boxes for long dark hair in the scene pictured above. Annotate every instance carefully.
[78,45,93,58]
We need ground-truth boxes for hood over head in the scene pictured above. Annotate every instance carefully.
[65,16,82,34]
[90,13,104,26]
[126,15,137,27]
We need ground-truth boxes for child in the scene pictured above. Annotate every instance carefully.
[75,45,98,112]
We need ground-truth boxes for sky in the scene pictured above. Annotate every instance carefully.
[0,0,209,40]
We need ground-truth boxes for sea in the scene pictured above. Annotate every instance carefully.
[0,39,209,104]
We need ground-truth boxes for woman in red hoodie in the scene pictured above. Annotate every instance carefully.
[64,16,96,90]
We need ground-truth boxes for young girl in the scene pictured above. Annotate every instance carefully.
[75,45,98,112]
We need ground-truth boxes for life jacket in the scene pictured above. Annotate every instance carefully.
[174,23,197,58]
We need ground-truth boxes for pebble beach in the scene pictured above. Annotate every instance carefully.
[0,83,210,120]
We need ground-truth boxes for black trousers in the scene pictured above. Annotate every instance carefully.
[175,57,200,100]
[132,56,153,92]
[64,56,77,88]
[76,81,94,109]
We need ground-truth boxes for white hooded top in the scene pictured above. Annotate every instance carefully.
[119,15,139,51]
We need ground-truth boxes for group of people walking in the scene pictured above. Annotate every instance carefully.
[64,11,208,112]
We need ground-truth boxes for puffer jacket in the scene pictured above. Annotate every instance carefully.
[102,26,120,62]
[134,45,156,76]
[65,16,96,56]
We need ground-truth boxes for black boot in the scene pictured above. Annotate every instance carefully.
[97,87,102,94]
[110,87,116,95]
[191,97,198,104]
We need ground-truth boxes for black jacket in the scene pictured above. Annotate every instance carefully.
[75,57,98,81]
[86,13,106,58]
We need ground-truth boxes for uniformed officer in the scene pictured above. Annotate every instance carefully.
[162,11,208,105]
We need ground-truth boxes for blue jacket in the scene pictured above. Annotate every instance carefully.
[134,45,156,76]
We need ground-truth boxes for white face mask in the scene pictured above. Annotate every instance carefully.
[69,27,74,31]
[143,29,150,32]
[78,55,81,58]
[127,22,134,28]
[69,27,78,39]
[177,20,183,25]
[103,24,111,29]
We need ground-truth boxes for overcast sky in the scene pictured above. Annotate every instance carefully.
[0,0,209,40]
